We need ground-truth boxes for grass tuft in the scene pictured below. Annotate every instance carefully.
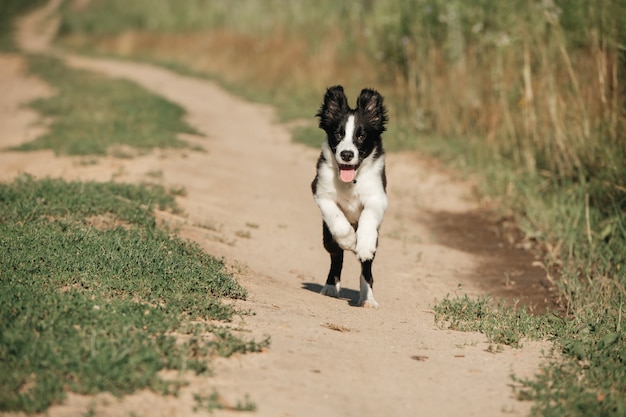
[193,390,257,413]
[433,291,560,348]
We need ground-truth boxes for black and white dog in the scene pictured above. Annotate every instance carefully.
[311,85,388,308]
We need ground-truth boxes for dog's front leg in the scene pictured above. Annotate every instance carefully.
[315,198,356,252]
[355,200,387,308]
[355,200,387,262]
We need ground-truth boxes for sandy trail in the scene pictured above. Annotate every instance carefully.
[0,2,550,416]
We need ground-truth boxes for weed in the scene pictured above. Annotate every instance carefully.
[433,293,559,348]
[235,394,257,412]
[235,230,251,239]
[193,390,223,413]
[195,220,222,232]
[454,340,478,349]
[194,390,257,413]
[145,170,164,179]
[82,404,96,417]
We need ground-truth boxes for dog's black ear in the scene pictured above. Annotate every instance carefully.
[316,85,349,130]
[356,88,388,132]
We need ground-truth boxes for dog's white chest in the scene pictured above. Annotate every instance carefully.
[336,186,363,225]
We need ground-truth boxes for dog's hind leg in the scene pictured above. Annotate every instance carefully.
[320,222,344,298]
[358,259,379,308]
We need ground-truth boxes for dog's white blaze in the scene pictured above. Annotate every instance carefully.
[335,115,358,166]
[344,115,356,143]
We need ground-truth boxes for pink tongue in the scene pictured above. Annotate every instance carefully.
[339,167,356,183]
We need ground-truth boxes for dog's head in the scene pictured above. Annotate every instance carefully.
[316,85,388,183]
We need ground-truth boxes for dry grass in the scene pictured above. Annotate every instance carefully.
[62,28,381,120]
[61,10,624,187]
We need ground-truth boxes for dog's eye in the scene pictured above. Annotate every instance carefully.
[356,134,366,143]
[334,132,342,140]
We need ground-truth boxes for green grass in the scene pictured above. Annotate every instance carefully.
[0,175,268,413]
[193,390,257,413]
[433,291,561,348]
[13,55,200,156]
[0,5,268,411]
[434,288,626,416]
[291,126,322,149]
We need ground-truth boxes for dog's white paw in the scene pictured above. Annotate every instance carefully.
[358,275,378,308]
[360,298,379,308]
[355,228,378,261]
[355,243,376,262]
[320,283,341,298]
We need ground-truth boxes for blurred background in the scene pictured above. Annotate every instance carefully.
[53,0,625,187]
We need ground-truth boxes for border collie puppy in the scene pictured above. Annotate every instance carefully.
[311,85,388,308]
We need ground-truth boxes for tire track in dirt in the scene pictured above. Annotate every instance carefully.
[0,2,550,416]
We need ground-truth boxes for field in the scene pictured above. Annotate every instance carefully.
[2,1,626,416]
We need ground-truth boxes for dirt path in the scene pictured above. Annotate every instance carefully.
[1,3,550,416]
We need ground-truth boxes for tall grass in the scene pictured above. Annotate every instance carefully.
[372,0,626,221]
[58,1,626,180]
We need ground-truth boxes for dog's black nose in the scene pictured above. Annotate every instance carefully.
[340,150,354,162]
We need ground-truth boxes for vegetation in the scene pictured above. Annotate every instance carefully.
[53,1,626,415]
[0,0,46,50]
[14,55,200,156]
[0,5,265,412]
[0,175,268,413]
[434,292,626,416]
[193,390,257,413]
[4,0,625,415]
[433,292,559,348]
